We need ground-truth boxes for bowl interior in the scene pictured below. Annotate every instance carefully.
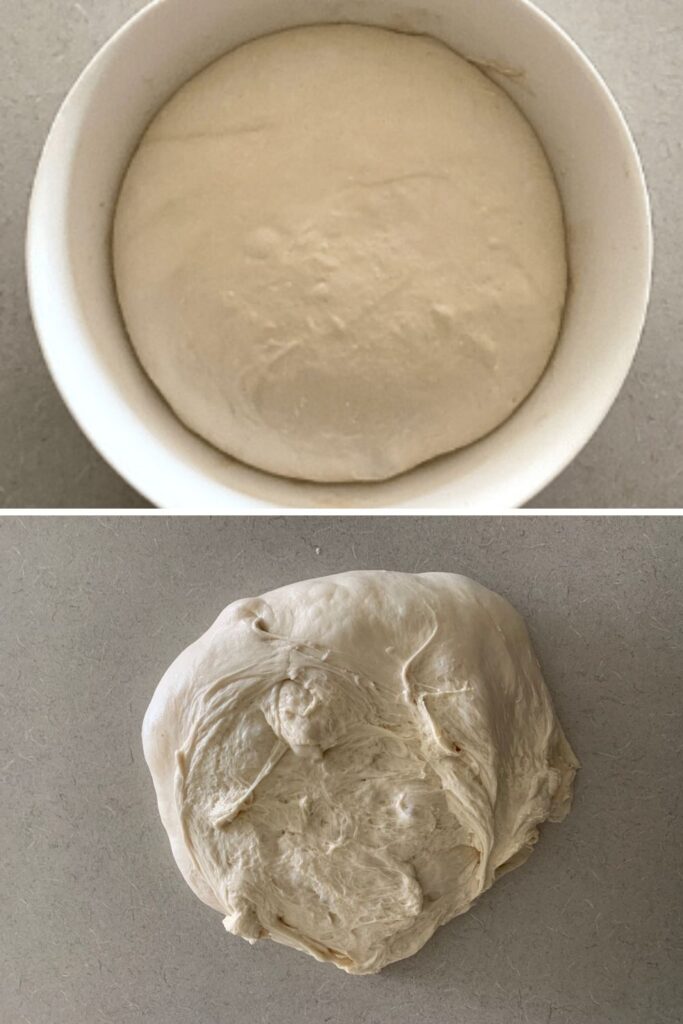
[28,0,652,508]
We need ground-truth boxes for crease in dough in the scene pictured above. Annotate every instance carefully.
[143,570,578,974]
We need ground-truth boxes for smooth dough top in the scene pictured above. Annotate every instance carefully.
[114,25,567,483]
[143,571,578,974]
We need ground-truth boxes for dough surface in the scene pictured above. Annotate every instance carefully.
[143,571,578,974]
[115,25,567,483]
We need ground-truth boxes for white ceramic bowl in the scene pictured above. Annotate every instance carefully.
[27,0,652,509]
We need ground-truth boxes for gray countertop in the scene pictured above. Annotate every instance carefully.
[2,0,682,508]
[1,516,682,1023]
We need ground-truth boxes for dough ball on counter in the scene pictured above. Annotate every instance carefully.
[143,571,578,974]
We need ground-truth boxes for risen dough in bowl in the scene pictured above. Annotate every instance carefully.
[143,571,578,974]
[115,25,567,483]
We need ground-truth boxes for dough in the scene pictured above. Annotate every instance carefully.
[114,25,567,483]
[143,571,578,974]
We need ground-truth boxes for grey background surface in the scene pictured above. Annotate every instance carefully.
[1,515,681,1024]
[1,0,682,509]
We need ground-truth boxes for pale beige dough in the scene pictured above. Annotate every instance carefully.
[143,571,578,974]
[115,25,567,482]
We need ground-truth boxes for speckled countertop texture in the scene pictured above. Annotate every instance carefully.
[1,516,682,1022]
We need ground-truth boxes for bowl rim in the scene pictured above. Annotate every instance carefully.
[25,0,653,510]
